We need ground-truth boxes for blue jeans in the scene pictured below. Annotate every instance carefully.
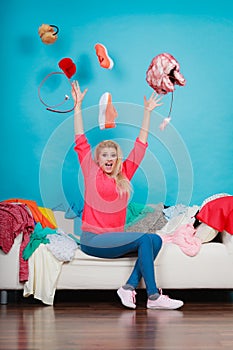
[80,232,163,296]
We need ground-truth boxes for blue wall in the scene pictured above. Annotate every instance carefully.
[1,0,233,210]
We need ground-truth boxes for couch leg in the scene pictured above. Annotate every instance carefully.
[0,290,8,304]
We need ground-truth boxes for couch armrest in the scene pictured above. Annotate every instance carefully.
[221,230,233,254]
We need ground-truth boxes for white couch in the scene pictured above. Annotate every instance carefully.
[1,210,233,304]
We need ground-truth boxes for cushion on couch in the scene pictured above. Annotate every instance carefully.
[195,223,218,243]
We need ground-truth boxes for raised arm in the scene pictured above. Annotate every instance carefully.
[71,80,88,135]
[138,92,163,144]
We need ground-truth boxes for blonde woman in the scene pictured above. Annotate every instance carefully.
[71,81,183,310]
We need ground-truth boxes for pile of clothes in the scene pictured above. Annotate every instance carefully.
[0,198,79,305]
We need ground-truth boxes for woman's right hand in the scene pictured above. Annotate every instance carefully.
[71,80,88,109]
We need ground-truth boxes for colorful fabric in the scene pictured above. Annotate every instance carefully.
[200,193,231,209]
[126,203,168,233]
[0,202,35,282]
[23,244,63,305]
[126,202,155,226]
[161,223,202,257]
[74,134,147,233]
[4,198,56,229]
[196,196,233,234]
[22,223,56,260]
[38,207,58,227]
[146,53,186,95]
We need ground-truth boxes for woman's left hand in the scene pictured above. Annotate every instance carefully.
[144,92,163,112]
[71,80,88,108]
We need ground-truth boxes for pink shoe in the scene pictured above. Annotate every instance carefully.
[147,290,184,310]
[95,43,114,69]
[117,287,136,309]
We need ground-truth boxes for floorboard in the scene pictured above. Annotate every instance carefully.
[0,290,233,350]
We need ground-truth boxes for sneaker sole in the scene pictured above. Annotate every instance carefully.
[147,302,184,310]
[98,92,109,129]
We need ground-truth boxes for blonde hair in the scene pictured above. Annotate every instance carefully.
[94,140,132,197]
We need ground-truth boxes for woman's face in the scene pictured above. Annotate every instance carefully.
[97,147,118,175]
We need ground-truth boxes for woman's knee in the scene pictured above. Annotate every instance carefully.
[139,233,161,246]
[149,233,163,252]
[134,233,163,255]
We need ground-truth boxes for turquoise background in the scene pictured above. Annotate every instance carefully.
[1,0,233,210]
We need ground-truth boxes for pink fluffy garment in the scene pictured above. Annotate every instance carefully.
[146,53,186,95]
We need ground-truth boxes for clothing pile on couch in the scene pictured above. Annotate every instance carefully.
[126,194,233,257]
[0,198,79,305]
[0,193,232,305]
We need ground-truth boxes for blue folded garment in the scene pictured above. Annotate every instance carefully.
[65,200,84,219]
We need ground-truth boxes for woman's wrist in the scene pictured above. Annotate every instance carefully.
[74,104,82,111]
[144,106,152,113]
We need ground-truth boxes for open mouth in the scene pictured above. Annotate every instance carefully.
[104,161,114,171]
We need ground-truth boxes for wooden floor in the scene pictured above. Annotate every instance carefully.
[0,290,233,350]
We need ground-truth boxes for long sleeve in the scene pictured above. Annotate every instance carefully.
[123,137,148,180]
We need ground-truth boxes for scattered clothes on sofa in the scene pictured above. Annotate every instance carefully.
[5,198,56,228]
[196,195,233,235]
[51,202,67,212]
[22,222,57,260]
[161,223,202,257]
[52,198,84,219]
[23,223,79,262]
[3,198,57,229]
[46,229,78,261]
[125,202,168,232]
[0,198,59,282]
[199,193,231,210]
[55,200,159,224]
[157,205,199,235]
[37,206,57,227]
[23,244,63,305]
[22,228,79,305]
[126,202,155,226]
[0,202,35,282]
[163,204,188,220]
[65,199,84,219]
[0,198,80,305]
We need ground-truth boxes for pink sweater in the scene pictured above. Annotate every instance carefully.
[74,134,148,233]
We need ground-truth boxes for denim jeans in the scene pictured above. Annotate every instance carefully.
[81,232,163,296]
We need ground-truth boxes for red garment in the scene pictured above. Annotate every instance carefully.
[74,134,147,233]
[3,198,56,229]
[0,202,35,282]
[196,196,233,235]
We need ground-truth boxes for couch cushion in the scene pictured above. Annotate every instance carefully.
[195,223,218,243]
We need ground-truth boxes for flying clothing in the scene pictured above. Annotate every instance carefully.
[146,52,186,95]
